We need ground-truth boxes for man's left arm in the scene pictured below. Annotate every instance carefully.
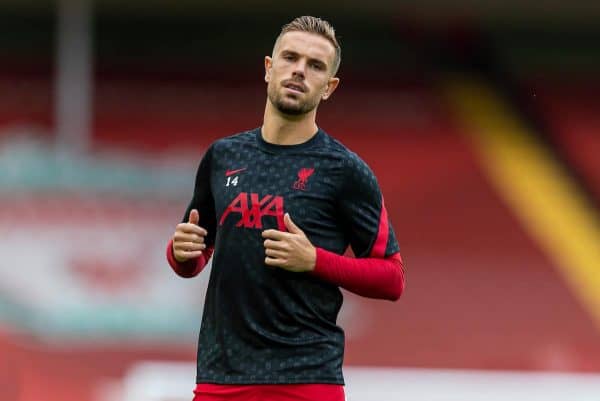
[262,157,405,301]
[312,243,404,301]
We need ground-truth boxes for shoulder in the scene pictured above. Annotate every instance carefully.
[211,129,256,151]
[320,130,375,178]
[194,130,256,168]
[197,130,257,165]
[320,131,380,198]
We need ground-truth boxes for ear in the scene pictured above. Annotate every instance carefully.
[322,77,340,100]
[264,56,273,83]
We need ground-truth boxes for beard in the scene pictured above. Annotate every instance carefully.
[267,84,320,116]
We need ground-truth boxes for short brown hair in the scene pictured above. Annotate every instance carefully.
[275,16,341,75]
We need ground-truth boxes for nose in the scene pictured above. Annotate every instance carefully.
[292,59,307,79]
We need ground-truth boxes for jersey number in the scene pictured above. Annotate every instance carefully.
[226,176,239,187]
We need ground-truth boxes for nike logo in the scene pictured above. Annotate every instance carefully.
[225,168,247,177]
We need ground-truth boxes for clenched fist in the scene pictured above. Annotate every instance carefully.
[172,209,208,263]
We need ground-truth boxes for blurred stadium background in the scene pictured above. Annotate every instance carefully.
[1,1,600,400]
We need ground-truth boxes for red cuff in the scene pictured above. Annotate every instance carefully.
[166,239,212,278]
[312,247,404,301]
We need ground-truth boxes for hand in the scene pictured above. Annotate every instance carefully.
[262,213,316,272]
[172,209,207,263]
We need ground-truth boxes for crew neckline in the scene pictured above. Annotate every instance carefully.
[255,127,325,154]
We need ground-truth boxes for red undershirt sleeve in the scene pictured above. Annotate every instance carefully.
[311,248,404,301]
[166,239,214,278]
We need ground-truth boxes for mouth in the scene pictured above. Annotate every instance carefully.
[283,81,306,93]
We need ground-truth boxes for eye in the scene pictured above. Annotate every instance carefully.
[310,62,325,71]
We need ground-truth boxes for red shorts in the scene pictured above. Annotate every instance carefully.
[193,383,345,401]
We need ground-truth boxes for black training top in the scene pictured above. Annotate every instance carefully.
[182,127,399,385]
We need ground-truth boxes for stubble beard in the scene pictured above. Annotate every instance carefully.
[268,84,319,116]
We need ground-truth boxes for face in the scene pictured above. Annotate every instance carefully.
[265,31,340,116]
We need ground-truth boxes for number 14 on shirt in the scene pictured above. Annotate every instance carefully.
[226,176,240,187]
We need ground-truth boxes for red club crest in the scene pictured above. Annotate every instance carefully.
[292,168,315,191]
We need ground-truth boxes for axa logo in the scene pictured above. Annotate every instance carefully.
[292,168,314,191]
[219,192,285,231]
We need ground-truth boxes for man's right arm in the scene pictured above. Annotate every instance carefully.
[167,145,217,278]
[167,239,214,278]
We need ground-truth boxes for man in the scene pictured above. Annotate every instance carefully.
[167,16,405,401]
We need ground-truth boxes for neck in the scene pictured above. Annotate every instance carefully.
[261,100,319,145]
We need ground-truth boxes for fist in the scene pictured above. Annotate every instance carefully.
[172,209,208,263]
